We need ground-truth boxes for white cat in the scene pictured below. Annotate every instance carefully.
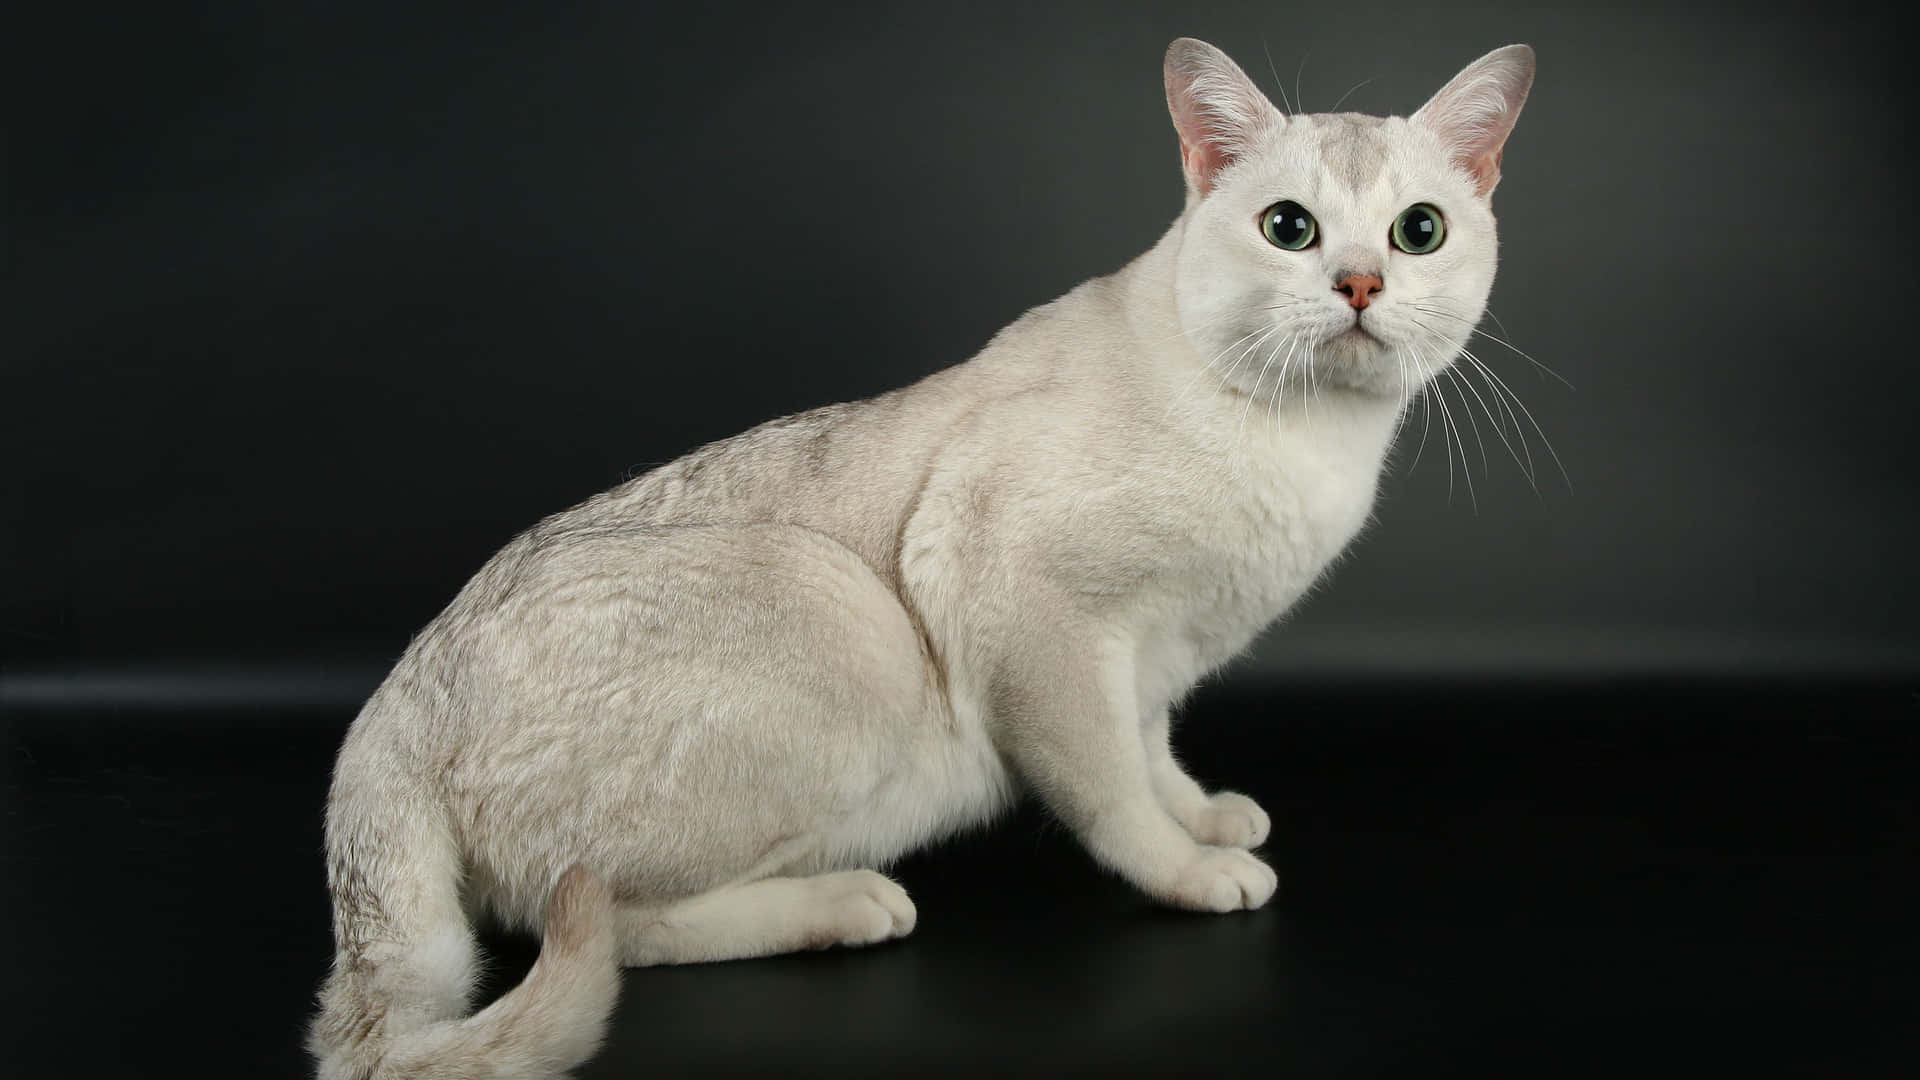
[310,38,1534,1079]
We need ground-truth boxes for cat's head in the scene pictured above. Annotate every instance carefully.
[1161,38,1533,401]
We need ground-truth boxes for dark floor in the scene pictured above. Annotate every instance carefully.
[3,680,1915,1077]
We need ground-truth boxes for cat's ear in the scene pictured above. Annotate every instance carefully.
[1163,38,1281,197]
[1411,44,1535,197]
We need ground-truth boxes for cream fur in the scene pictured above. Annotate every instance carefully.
[310,38,1534,1079]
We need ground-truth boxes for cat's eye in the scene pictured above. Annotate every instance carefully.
[1260,201,1317,251]
[1391,204,1446,254]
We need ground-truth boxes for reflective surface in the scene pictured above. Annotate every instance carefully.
[4,683,1913,1076]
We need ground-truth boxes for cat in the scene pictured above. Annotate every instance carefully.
[309,37,1534,1080]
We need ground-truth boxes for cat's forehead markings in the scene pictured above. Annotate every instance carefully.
[1308,114,1391,192]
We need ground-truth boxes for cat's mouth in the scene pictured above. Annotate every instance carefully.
[1335,321,1383,347]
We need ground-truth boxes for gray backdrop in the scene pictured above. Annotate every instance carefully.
[5,1,1915,704]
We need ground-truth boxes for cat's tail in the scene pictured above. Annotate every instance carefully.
[308,749,620,1080]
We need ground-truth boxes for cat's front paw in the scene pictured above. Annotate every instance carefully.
[1187,791,1270,849]
[812,870,918,948]
[1165,847,1278,913]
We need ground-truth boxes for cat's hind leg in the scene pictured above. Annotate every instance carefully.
[616,870,916,966]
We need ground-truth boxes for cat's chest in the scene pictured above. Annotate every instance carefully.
[1114,417,1389,686]
[1176,446,1375,613]
[1045,427,1377,604]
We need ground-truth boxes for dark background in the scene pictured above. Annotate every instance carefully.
[4,2,1916,1077]
[7,0,1916,699]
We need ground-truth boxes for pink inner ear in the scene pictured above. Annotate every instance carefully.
[1164,40,1276,198]
[1181,139,1229,195]
[1169,90,1232,195]
[1416,46,1534,198]
[1468,146,1504,195]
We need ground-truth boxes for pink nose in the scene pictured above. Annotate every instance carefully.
[1335,273,1383,310]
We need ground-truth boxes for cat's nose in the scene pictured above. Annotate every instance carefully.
[1334,273,1384,310]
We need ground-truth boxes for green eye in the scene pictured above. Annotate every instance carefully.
[1260,201,1317,250]
[1391,203,1446,254]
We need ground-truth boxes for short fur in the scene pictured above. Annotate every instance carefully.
[310,39,1534,1079]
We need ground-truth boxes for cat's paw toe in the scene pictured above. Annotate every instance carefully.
[1189,791,1270,848]
[819,870,917,947]
[1167,848,1278,913]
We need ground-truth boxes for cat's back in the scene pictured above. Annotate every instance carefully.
[381,342,1010,691]
[515,284,1120,582]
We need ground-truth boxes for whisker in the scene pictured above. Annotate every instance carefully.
[1458,349,1538,489]
[1271,330,1305,435]
[1238,329,1290,446]
[1408,302,1575,390]
[1270,346,1286,434]
[1328,77,1375,114]
[1461,322,1574,390]
[1228,328,1292,482]
[1406,353,1435,478]
[1159,319,1284,422]
[1301,345,1317,436]
[1138,300,1304,349]
[1411,318,1536,489]
[1391,343,1426,450]
[1483,305,1515,341]
[1431,363,1476,512]
[1442,367,1491,480]
[1412,333,1471,510]
[1260,38,1294,114]
[1216,324,1278,401]
[1406,306,1571,494]
[1310,343,1325,419]
[1459,345,1572,493]
[1393,344,1410,434]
